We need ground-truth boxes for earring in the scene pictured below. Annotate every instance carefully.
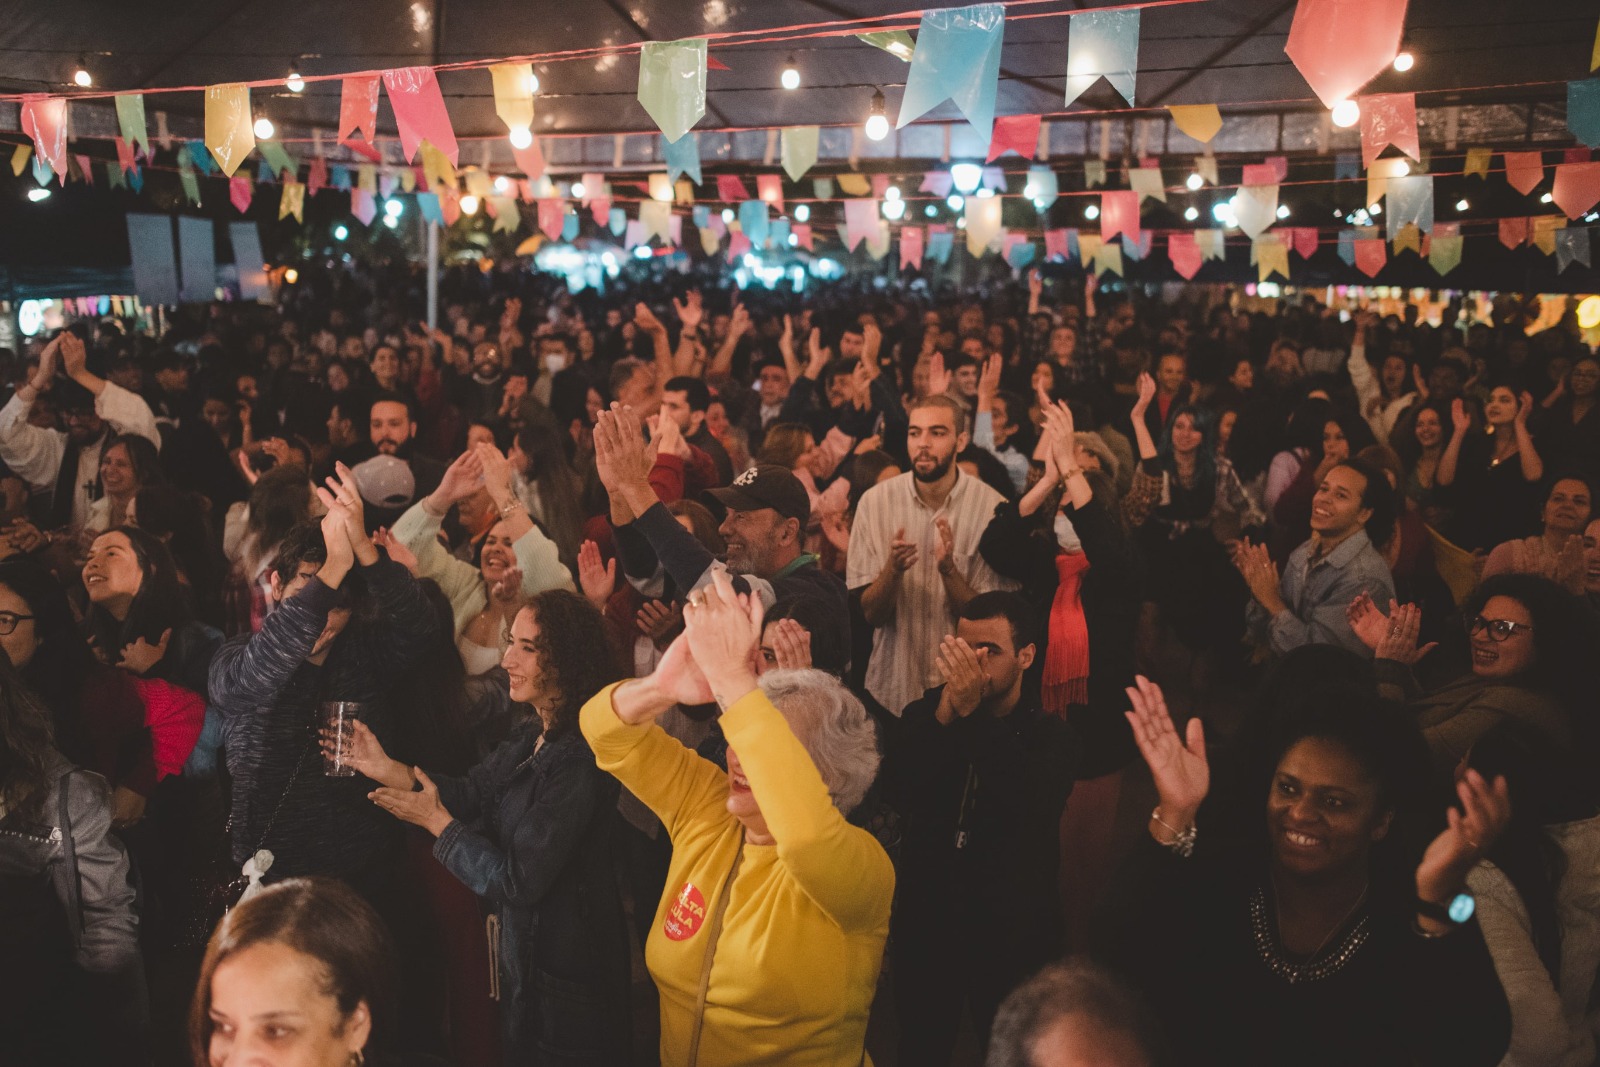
[348,1052,364,1067]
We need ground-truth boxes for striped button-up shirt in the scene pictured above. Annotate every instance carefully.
[848,471,1015,715]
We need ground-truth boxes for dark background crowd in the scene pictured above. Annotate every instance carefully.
[2,255,1599,1067]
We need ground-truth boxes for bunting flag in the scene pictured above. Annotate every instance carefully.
[1392,224,1421,255]
[537,199,565,240]
[308,157,328,197]
[858,30,916,61]
[1169,232,1202,278]
[1429,233,1463,274]
[920,170,954,197]
[1569,79,1600,147]
[1064,8,1140,107]
[1360,93,1420,167]
[898,4,1005,141]
[491,197,522,234]
[1196,156,1219,185]
[590,196,613,225]
[176,147,201,205]
[781,126,819,182]
[1354,237,1387,277]
[1196,229,1225,261]
[116,94,148,155]
[871,174,892,199]
[352,189,378,226]
[1464,147,1492,179]
[279,181,305,222]
[1549,160,1600,220]
[813,177,834,200]
[981,166,1008,191]
[339,75,381,149]
[725,229,750,265]
[1499,216,1529,249]
[664,133,702,185]
[1366,158,1410,210]
[901,225,924,269]
[562,208,581,241]
[770,217,790,247]
[986,114,1041,162]
[1242,162,1278,186]
[1100,190,1140,243]
[1084,160,1107,188]
[1044,229,1070,261]
[384,67,458,164]
[10,144,29,177]
[1568,148,1593,163]
[1095,242,1124,277]
[115,137,137,173]
[755,174,784,212]
[1078,232,1103,264]
[1556,227,1591,271]
[19,97,68,180]
[838,173,872,196]
[966,195,1003,255]
[1386,174,1434,239]
[420,142,456,191]
[638,39,707,144]
[229,175,252,213]
[793,222,814,250]
[1337,229,1357,265]
[1234,184,1279,239]
[739,199,770,247]
[843,198,880,251]
[717,174,751,202]
[1128,166,1165,203]
[1287,228,1318,258]
[73,154,93,186]
[1334,153,1361,180]
[865,219,891,260]
[258,140,297,182]
[1026,166,1058,209]
[1532,215,1564,255]
[1504,151,1545,196]
[199,84,252,178]
[1007,237,1037,269]
[415,192,443,225]
[186,139,215,176]
[675,180,694,205]
[489,63,536,135]
[1255,237,1290,282]
[511,136,545,182]
[1167,104,1222,143]
[1284,0,1406,109]
[641,200,674,243]
[1120,231,1150,261]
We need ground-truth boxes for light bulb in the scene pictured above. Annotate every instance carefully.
[1455,198,1470,211]
[27,187,51,202]
[1541,192,1554,203]
[883,198,906,220]
[384,198,404,217]
[1393,50,1414,72]
[1186,172,1204,191]
[283,268,299,284]
[383,214,399,229]
[976,187,994,199]
[1184,206,1199,221]
[1084,204,1100,220]
[334,224,349,240]
[1212,201,1234,224]
[794,204,810,222]
[1276,204,1290,219]
[950,163,983,195]
[946,194,964,211]
[286,68,305,94]
[509,126,533,150]
[72,59,91,88]
[460,194,481,216]
[493,176,510,194]
[1368,201,1382,215]
[925,204,938,217]
[1331,99,1360,128]
[721,208,734,223]
[528,71,540,94]
[1394,160,1410,176]
[864,89,889,141]
[885,185,901,201]
[253,117,275,139]
[780,56,800,91]
[571,181,587,199]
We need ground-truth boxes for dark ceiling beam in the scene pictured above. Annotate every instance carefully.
[1146,0,1297,106]
[598,0,734,127]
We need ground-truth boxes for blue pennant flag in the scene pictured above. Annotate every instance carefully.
[897,4,1005,143]
[330,166,352,191]
[664,133,702,186]
[1386,175,1434,242]
[1334,153,1361,181]
[692,204,710,228]
[1064,9,1140,107]
[415,193,443,225]
[188,140,218,175]
[1337,229,1357,266]
[926,229,955,264]
[1569,80,1600,148]
[562,210,580,241]
[609,207,628,237]
[1556,227,1592,272]
[739,199,770,248]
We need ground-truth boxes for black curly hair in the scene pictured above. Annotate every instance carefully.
[519,589,623,739]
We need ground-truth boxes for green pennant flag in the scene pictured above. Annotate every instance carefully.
[116,94,149,154]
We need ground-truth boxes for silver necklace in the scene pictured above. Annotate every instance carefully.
[1249,884,1370,985]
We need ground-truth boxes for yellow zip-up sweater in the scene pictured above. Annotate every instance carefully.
[581,682,893,1067]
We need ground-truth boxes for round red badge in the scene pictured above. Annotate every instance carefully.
[663,882,707,941]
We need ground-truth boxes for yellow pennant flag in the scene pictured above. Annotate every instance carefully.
[700,226,720,256]
[1429,235,1463,275]
[837,173,872,196]
[1392,224,1422,255]
[204,83,255,177]
[489,64,536,134]
[279,181,305,222]
[675,180,695,205]
[399,168,417,193]
[1592,17,1600,70]
[11,144,31,176]
[1532,215,1564,255]
[1256,238,1289,282]
[1168,104,1222,143]
[1463,148,1491,179]
[1129,167,1166,203]
[641,200,673,243]
[1196,156,1219,186]
[1095,242,1124,277]
[1078,232,1103,263]
[1366,158,1410,210]
[420,141,456,191]
[464,169,494,198]
[489,197,521,233]
[358,165,378,193]
[648,173,673,202]
[866,220,891,260]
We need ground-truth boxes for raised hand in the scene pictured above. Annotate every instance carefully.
[636,599,684,647]
[576,540,616,611]
[322,718,408,789]
[806,327,828,378]
[473,441,515,503]
[319,463,370,550]
[598,404,654,487]
[1124,675,1209,830]
[1132,371,1157,415]
[1515,391,1535,427]
[861,320,883,367]
[926,352,952,397]
[371,527,419,575]
[1451,398,1471,435]
[634,303,667,338]
[369,767,453,837]
[933,516,956,576]
[431,449,487,508]
[673,290,704,332]
[935,635,989,720]
[651,631,715,706]
[764,618,813,671]
[1412,363,1430,401]
[977,354,1002,404]
[821,511,851,554]
[1416,769,1511,907]
[728,303,752,339]
[1040,400,1078,472]
[489,566,525,610]
[682,569,765,701]
[651,410,690,461]
[1345,592,1389,652]
[57,331,88,380]
[888,526,919,573]
[1374,598,1436,664]
[118,628,171,675]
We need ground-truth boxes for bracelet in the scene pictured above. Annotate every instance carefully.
[1151,808,1197,857]
[1059,466,1084,483]
[498,498,525,519]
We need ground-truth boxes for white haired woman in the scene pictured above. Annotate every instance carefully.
[580,569,892,1067]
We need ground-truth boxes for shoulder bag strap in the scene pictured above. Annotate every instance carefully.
[685,840,744,1067]
[57,771,84,951]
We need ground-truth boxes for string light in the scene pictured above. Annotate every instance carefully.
[794,204,810,222]
[27,188,51,202]
[334,224,349,240]
[528,71,540,94]
[384,198,404,217]
[864,89,889,141]
[883,198,906,220]
[286,65,305,93]
[924,204,938,217]
[946,194,964,211]
[283,268,299,284]
[721,208,734,223]
[885,185,901,201]
[1455,198,1470,211]
[950,163,983,195]
[509,126,533,149]
[571,181,587,198]
[493,176,511,194]
[72,57,91,88]
[1084,204,1100,220]
[253,116,275,139]
[780,56,800,91]
[1392,48,1414,72]
[1331,99,1360,128]
[1540,192,1553,203]
[460,194,480,215]
[1184,206,1199,221]
[1186,172,1204,190]
[1276,204,1291,219]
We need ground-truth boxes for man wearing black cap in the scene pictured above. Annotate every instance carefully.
[593,405,846,618]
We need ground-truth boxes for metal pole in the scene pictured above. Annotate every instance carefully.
[426,220,439,331]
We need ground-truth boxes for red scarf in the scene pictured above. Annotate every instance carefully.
[1043,552,1091,715]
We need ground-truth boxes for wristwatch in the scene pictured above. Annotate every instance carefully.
[1415,892,1475,926]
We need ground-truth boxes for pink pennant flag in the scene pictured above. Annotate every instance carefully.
[382,67,458,165]
[1553,162,1600,219]
[115,136,138,173]
[727,231,752,263]
[1100,190,1141,244]
[1290,227,1319,258]
[1168,233,1202,279]
[1264,156,1289,183]
[308,157,328,198]
[717,175,751,202]
[1565,148,1592,164]
[793,223,813,250]
[707,55,731,72]
[1354,237,1387,277]
[624,220,646,249]
[1241,163,1277,187]
[352,189,378,226]
[339,76,381,148]
[901,226,924,269]
[1499,216,1529,249]
[920,171,954,197]
[482,197,499,221]
[512,137,546,181]
[75,154,94,186]
[537,199,565,240]
[1359,93,1419,167]
[1504,152,1545,196]
[1284,0,1407,110]
[756,174,785,212]
[871,174,891,200]
[1045,229,1070,260]
[20,97,68,180]
[229,176,253,213]
[987,114,1041,162]
[518,179,537,202]
[345,138,382,164]
[843,199,880,251]
[590,197,612,225]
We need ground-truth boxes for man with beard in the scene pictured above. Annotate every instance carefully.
[362,393,446,524]
[849,395,1015,715]
[0,330,160,529]
[446,340,509,424]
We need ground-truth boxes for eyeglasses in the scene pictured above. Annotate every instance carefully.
[1466,616,1534,642]
[0,611,36,636]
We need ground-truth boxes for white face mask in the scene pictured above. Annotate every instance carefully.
[544,354,566,376]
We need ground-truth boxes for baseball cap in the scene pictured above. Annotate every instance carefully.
[351,454,416,509]
[707,464,811,524]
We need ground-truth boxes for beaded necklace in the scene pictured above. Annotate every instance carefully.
[1249,885,1371,985]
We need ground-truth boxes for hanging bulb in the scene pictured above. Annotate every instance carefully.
[885,185,901,201]
[385,198,404,217]
[528,71,540,94]
[283,268,299,285]
[1455,198,1470,211]
[254,116,275,140]
[1276,204,1291,219]
[571,181,587,199]
[924,204,938,217]
[334,224,349,241]
[794,203,810,222]
[946,193,964,211]
[286,65,305,94]
[1331,99,1360,128]
[1084,204,1100,220]
[1183,205,1199,221]
[864,89,889,141]
[780,56,800,91]
[460,194,481,216]
[1392,49,1414,73]
[883,198,906,220]
[1186,172,1204,191]
[509,126,533,150]
[72,57,91,88]
[950,163,983,195]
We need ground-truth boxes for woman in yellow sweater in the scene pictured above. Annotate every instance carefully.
[580,570,892,1067]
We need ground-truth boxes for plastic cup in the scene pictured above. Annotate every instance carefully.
[320,701,364,777]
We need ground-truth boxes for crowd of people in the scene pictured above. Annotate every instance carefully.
[2,256,1599,1067]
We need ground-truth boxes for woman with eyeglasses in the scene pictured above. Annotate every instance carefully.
[1349,573,1598,785]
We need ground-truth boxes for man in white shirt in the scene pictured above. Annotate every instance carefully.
[0,330,160,529]
[848,395,1016,715]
